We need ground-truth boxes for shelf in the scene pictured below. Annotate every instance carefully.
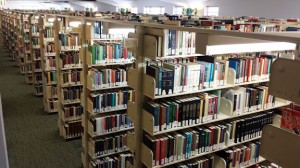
[87,99,128,115]
[61,67,83,71]
[88,62,134,68]
[61,83,83,88]
[141,136,262,168]
[140,99,288,136]
[61,100,81,106]
[89,148,130,159]
[61,116,82,122]
[89,85,129,91]
[89,126,134,138]
[44,53,56,57]
[142,68,270,99]
[243,156,266,168]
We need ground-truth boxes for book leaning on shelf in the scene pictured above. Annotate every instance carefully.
[143,111,273,166]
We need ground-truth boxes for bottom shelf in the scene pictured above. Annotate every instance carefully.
[243,156,266,168]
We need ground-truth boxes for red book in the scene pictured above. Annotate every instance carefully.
[160,138,165,165]
[281,108,300,134]
[155,139,160,165]
[209,126,215,147]
[123,47,128,59]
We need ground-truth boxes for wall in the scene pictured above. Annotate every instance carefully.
[204,0,300,19]
[135,0,174,14]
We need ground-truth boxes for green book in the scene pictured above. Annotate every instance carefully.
[88,45,96,65]
[98,45,102,63]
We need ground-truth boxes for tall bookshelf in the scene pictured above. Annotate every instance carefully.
[40,14,59,114]
[23,13,33,84]
[17,13,26,75]
[81,18,137,168]
[123,23,295,168]
[30,14,43,96]
[54,15,84,140]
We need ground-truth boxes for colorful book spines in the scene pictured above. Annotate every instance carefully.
[91,114,133,134]
[88,43,133,64]
[89,68,127,89]
[62,71,81,84]
[90,90,135,113]
[63,87,82,101]
[61,51,81,67]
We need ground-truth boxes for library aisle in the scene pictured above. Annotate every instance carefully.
[0,42,81,167]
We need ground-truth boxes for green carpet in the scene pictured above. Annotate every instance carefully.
[0,42,82,168]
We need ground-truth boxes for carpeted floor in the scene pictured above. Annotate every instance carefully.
[0,42,82,168]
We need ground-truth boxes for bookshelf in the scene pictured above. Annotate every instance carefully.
[30,14,43,96]
[23,13,33,84]
[54,15,84,140]
[124,22,296,168]
[81,18,137,168]
[40,14,59,114]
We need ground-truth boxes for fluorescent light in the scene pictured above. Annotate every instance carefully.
[69,21,81,27]
[206,42,296,55]
[34,16,39,19]
[86,22,92,26]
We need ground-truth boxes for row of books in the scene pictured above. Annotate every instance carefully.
[89,68,128,90]
[46,86,58,98]
[62,70,81,85]
[91,132,129,157]
[45,43,55,53]
[63,105,83,119]
[24,43,30,50]
[62,87,82,102]
[64,120,83,138]
[34,61,42,70]
[90,114,133,135]
[44,27,53,38]
[89,90,135,113]
[47,100,58,111]
[31,25,38,34]
[32,38,40,46]
[223,86,275,116]
[33,49,41,60]
[60,51,82,68]
[46,71,57,84]
[145,92,221,133]
[35,85,43,94]
[34,73,43,82]
[24,34,29,41]
[171,155,214,168]
[216,142,261,168]
[45,57,56,69]
[143,111,273,166]
[228,55,276,84]
[146,59,226,96]
[88,43,134,64]
[90,153,133,168]
[147,30,196,57]
[26,64,32,71]
[280,104,300,134]
[58,33,81,49]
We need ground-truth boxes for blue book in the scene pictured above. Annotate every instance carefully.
[229,59,239,82]
[144,102,160,132]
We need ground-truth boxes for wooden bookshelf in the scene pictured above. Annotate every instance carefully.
[81,18,137,168]
[30,14,43,96]
[54,15,84,140]
[40,14,59,114]
[23,13,33,84]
